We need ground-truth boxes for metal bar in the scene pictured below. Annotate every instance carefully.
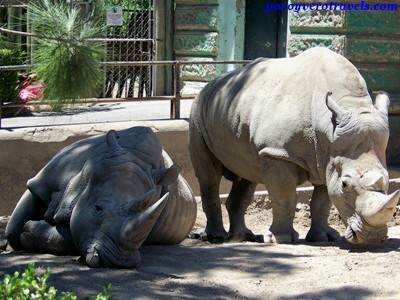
[90,38,155,42]
[0,96,183,107]
[0,28,154,42]
[0,5,27,8]
[0,64,34,71]
[0,60,251,71]
[172,62,181,119]
[101,60,251,66]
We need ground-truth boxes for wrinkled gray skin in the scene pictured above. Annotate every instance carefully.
[6,127,197,268]
[189,47,400,245]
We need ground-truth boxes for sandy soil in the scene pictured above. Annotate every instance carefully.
[0,199,400,300]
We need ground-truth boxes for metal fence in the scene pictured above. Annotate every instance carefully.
[0,60,251,128]
[0,0,156,98]
[102,2,155,98]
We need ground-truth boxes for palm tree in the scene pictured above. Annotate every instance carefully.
[29,0,106,109]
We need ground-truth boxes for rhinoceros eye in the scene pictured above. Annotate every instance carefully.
[341,175,352,191]
[94,200,111,213]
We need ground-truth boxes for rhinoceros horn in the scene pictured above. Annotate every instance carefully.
[106,130,127,158]
[120,190,169,246]
[356,190,400,227]
[325,92,351,127]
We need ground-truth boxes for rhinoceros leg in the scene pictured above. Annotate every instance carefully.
[305,185,341,242]
[189,128,227,243]
[226,179,263,242]
[6,189,46,250]
[262,158,299,243]
[21,220,78,254]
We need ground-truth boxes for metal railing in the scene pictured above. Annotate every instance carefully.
[0,60,251,128]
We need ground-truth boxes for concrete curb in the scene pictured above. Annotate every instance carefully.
[0,119,189,142]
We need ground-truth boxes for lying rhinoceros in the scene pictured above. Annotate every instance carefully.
[6,127,197,268]
[189,47,400,245]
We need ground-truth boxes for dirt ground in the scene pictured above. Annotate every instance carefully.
[0,198,400,300]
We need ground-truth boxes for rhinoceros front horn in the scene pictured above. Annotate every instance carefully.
[120,191,169,247]
[356,190,400,227]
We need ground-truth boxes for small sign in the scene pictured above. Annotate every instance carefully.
[106,6,123,26]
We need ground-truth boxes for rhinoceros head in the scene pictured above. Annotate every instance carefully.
[325,92,400,244]
[70,130,180,268]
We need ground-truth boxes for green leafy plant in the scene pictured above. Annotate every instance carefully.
[29,0,106,109]
[0,263,110,300]
[0,48,24,103]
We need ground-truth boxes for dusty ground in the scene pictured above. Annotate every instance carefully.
[0,199,400,300]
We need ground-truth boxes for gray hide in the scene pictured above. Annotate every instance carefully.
[6,126,197,268]
[189,47,399,245]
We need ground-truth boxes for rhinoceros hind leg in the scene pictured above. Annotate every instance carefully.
[21,220,78,254]
[6,189,46,250]
[189,128,227,243]
[226,179,263,242]
[306,185,341,242]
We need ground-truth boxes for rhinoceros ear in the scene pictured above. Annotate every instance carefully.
[326,92,351,129]
[374,92,390,115]
[151,164,181,187]
[105,130,127,158]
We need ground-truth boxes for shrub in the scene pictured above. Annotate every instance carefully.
[0,48,24,103]
[29,0,106,108]
[0,263,110,300]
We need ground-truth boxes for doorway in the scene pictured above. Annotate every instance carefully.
[244,0,288,59]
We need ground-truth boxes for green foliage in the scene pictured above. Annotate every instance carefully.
[0,34,15,50]
[0,48,24,103]
[0,263,110,300]
[29,0,106,108]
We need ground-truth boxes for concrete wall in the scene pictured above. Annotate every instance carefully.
[1,119,399,216]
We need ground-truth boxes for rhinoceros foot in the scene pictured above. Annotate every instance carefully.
[305,225,341,243]
[266,227,299,244]
[227,229,264,243]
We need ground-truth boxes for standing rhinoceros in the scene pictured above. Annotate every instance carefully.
[6,126,197,268]
[189,47,399,245]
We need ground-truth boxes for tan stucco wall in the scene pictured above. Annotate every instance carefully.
[1,119,399,216]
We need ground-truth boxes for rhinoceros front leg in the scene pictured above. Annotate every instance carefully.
[226,179,263,242]
[262,158,299,243]
[306,185,341,242]
[21,220,78,254]
[6,189,46,250]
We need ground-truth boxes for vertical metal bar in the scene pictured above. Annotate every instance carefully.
[0,101,2,129]
[154,0,166,96]
[172,62,181,119]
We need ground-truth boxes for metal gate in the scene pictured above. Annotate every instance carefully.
[102,0,155,98]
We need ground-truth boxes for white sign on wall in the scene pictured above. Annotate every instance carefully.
[106,6,123,26]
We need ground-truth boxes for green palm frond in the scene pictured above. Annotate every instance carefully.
[29,0,106,108]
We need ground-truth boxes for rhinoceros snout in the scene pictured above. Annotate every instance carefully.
[84,245,141,268]
[344,190,400,244]
[85,248,106,268]
[345,214,388,244]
